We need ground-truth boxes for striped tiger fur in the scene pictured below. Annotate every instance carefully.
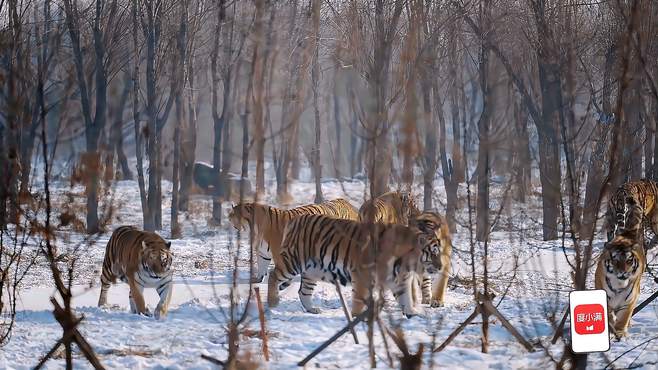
[228,198,360,283]
[98,226,173,319]
[359,191,451,306]
[267,212,444,317]
[605,179,658,249]
[412,212,453,307]
[358,190,421,224]
[594,231,645,339]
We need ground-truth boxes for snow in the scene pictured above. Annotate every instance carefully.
[3,170,658,369]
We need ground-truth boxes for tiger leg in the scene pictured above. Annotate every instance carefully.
[647,212,658,250]
[98,250,115,307]
[251,238,270,283]
[298,273,320,314]
[421,273,432,305]
[392,273,420,318]
[351,277,369,317]
[98,270,112,307]
[267,267,292,307]
[128,278,150,316]
[613,306,632,339]
[154,276,173,320]
[431,267,450,308]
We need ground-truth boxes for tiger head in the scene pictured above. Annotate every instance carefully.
[228,203,253,231]
[603,233,643,281]
[412,212,448,274]
[141,238,173,279]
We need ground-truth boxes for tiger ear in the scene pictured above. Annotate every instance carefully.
[166,241,171,250]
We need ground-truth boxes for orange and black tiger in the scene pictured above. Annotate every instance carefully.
[359,190,420,224]
[605,179,658,248]
[412,212,453,307]
[595,231,645,339]
[267,212,444,317]
[98,226,173,319]
[228,198,359,283]
[360,191,451,307]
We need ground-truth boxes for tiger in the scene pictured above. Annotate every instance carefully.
[98,226,174,319]
[266,212,444,317]
[605,179,658,249]
[358,190,420,224]
[412,212,453,307]
[594,231,645,340]
[359,191,450,307]
[228,198,360,283]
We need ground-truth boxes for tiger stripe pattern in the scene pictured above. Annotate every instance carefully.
[358,190,421,225]
[594,231,645,339]
[228,198,360,283]
[98,226,173,319]
[267,212,443,317]
[360,191,450,306]
[605,179,658,249]
[412,212,453,307]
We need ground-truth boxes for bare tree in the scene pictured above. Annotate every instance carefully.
[61,0,123,233]
[136,0,176,231]
[310,0,323,203]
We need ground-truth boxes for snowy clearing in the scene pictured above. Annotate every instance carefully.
[3,177,658,369]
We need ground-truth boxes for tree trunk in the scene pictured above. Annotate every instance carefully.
[111,75,133,181]
[421,78,437,211]
[210,0,228,222]
[449,18,465,184]
[171,0,188,239]
[536,56,563,241]
[475,3,491,243]
[275,0,300,203]
[132,0,149,226]
[18,120,37,197]
[252,0,266,198]
[364,0,403,197]
[653,97,658,181]
[624,66,644,181]
[62,0,107,234]
[179,48,197,212]
[0,125,7,229]
[513,100,531,203]
[437,85,458,232]
[171,98,182,239]
[537,128,561,241]
[581,43,615,240]
[644,99,653,179]
[333,76,342,179]
[311,0,323,203]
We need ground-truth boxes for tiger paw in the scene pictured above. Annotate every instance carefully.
[267,295,280,308]
[304,307,321,314]
[154,308,167,320]
[421,298,430,305]
[614,330,628,341]
[403,308,423,318]
[430,300,444,308]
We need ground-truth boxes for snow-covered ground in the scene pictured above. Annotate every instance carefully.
[3,170,658,369]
